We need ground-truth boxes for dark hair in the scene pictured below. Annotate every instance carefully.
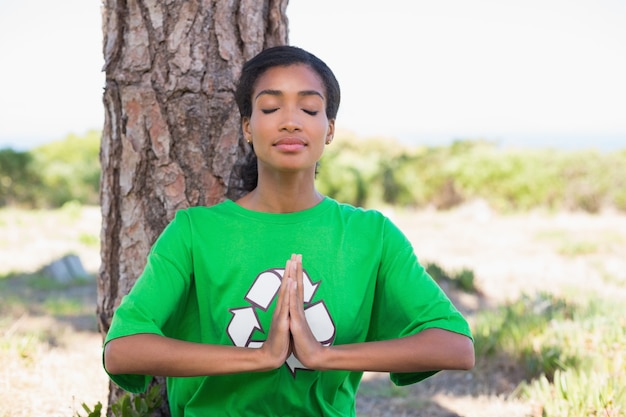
[233,46,341,193]
[235,45,341,120]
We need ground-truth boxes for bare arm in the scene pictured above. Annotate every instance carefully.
[287,254,475,373]
[104,260,293,377]
[104,334,282,376]
[299,328,474,373]
[105,255,474,377]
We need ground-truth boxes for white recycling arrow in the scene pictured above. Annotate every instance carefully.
[285,353,305,373]
[304,301,335,345]
[246,270,282,310]
[226,267,335,377]
[285,343,333,375]
[301,270,320,303]
[227,307,261,347]
[285,302,335,375]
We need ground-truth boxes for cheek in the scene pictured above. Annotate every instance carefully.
[248,113,273,133]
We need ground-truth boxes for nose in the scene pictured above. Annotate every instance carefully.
[279,106,302,132]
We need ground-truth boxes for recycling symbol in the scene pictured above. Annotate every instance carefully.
[227,268,336,376]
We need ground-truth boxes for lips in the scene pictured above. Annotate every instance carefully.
[273,137,306,152]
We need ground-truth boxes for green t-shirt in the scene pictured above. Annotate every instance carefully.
[104,197,472,416]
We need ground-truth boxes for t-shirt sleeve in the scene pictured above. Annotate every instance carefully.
[103,210,194,393]
[367,217,473,386]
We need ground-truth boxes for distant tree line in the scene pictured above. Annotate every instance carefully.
[1,130,625,213]
[316,133,626,213]
[0,130,100,208]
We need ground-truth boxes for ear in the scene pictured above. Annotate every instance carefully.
[325,119,335,145]
[242,117,252,143]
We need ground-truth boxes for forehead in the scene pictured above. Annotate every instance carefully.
[253,64,326,98]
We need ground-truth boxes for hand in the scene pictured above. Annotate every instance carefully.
[259,257,292,369]
[286,254,326,369]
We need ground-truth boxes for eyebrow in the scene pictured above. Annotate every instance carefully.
[254,89,325,101]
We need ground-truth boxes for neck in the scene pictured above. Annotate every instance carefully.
[236,171,323,213]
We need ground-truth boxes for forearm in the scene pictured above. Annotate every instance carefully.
[314,328,474,373]
[104,333,278,377]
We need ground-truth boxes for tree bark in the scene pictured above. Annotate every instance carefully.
[97,0,288,414]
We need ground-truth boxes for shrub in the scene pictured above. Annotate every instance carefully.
[76,386,162,417]
[474,292,626,416]
[31,130,101,207]
[0,148,43,207]
[425,262,477,293]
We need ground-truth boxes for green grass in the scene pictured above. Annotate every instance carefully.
[557,240,599,256]
[79,232,100,247]
[357,379,410,399]
[0,273,94,307]
[0,278,98,376]
[593,260,626,287]
[0,272,97,333]
[42,297,86,316]
[425,262,477,293]
[22,273,93,291]
[474,291,626,416]
[521,368,625,417]
[0,333,41,363]
[1,205,624,415]
[316,138,626,212]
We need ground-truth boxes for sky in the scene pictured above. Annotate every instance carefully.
[0,0,624,150]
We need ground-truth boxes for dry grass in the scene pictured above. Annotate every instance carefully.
[1,202,625,417]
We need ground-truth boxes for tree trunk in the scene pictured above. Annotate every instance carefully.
[97,0,288,414]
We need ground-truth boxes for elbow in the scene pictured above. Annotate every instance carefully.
[458,337,475,370]
[103,340,125,375]
[459,353,475,371]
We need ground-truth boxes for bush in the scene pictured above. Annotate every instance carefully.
[76,386,162,417]
[0,148,43,207]
[425,262,477,293]
[474,292,626,416]
[0,130,101,208]
[31,130,101,207]
[4,131,625,212]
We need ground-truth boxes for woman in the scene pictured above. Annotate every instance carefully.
[103,45,474,416]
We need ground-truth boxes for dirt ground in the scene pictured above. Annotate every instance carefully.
[1,202,625,416]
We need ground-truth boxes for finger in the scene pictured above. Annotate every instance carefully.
[289,253,298,294]
[290,253,297,271]
[288,276,302,318]
[274,260,291,319]
[296,254,304,302]
[285,258,292,279]
[289,276,307,326]
[279,274,291,318]
[289,255,301,306]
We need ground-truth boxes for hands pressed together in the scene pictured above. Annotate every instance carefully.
[261,254,326,371]
[104,254,474,378]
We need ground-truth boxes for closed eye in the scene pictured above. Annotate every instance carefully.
[261,108,278,114]
[303,109,318,116]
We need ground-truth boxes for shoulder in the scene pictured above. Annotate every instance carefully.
[174,200,234,221]
[160,201,235,238]
[327,199,405,240]
[330,198,393,225]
